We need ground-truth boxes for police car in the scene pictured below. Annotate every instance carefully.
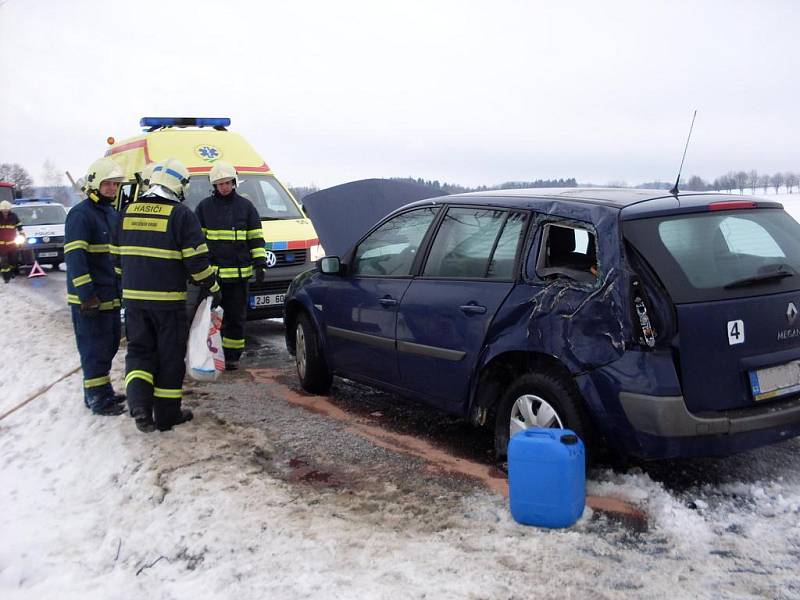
[13,198,68,268]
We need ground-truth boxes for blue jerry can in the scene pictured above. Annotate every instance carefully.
[508,428,585,528]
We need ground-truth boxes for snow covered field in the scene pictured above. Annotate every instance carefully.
[2,191,800,599]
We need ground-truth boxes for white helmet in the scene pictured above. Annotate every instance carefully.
[209,160,238,186]
[84,157,125,200]
[0,200,12,211]
[149,158,191,200]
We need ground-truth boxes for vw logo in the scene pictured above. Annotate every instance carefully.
[788,302,798,324]
[43,236,50,243]
[265,250,277,268]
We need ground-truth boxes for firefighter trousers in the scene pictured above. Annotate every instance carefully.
[220,280,249,362]
[124,307,189,430]
[70,306,121,410]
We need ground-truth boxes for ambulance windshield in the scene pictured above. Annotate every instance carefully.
[184,174,303,220]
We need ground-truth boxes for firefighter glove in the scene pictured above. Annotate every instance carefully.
[254,265,266,283]
[80,295,102,317]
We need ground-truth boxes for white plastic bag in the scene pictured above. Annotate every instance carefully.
[186,297,225,381]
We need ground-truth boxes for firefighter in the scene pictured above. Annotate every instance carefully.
[64,158,126,416]
[0,200,24,283]
[195,161,266,370]
[119,158,221,433]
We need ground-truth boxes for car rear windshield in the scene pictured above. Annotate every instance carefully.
[14,204,67,226]
[624,208,800,303]
[184,174,302,220]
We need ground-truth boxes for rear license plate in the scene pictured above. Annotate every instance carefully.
[249,293,285,308]
[749,360,800,401]
[38,251,58,258]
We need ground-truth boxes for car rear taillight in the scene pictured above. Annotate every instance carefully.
[708,200,757,211]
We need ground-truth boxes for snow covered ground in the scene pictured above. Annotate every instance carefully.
[2,192,800,599]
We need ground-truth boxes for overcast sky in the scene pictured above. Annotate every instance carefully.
[1,0,798,189]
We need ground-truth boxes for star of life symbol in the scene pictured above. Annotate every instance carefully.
[195,145,220,162]
[788,302,798,324]
[265,250,277,268]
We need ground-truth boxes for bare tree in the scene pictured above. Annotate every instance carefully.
[770,172,785,194]
[42,159,63,189]
[784,171,798,194]
[758,174,770,194]
[0,163,33,196]
[734,171,748,194]
[747,170,759,194]
[686,175,707,191]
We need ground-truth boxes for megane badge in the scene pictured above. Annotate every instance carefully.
[265,250,277,268]
[788,302,798,324]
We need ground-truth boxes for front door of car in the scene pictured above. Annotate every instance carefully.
[396,208,528,407]
[323,207,440,385]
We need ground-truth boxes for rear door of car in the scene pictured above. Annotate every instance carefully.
[624,205,800,412]
[322,207,439,385]
[396,206,527,407]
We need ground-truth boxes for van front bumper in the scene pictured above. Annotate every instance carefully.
[618,392,800,458]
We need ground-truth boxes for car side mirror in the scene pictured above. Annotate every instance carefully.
[318,256,341,274]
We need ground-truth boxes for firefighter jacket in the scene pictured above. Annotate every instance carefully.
[117,192,219,310]
[65,197,121,310]
[0,211,23,249]
[195,190,267,281]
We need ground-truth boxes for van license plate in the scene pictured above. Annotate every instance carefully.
[250,293,285,308]
[749,360,800,401]
[38,251,58,258]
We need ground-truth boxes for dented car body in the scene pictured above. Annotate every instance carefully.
[285,187,800,460]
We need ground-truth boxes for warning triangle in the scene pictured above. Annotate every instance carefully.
[28,261,47,278]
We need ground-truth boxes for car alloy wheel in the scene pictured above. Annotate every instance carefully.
[508,393,564,438]
[295,322,307,380]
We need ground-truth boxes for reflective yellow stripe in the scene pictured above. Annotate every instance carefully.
[67,294,119,309]
[217,266,253,279]
[109,244,120,255]
[123,216,169,232]
[125,370,154,386]
[117,245,182,260]
[210,281,220,293]
[87,244,111,253]
[204,229,248,241]
[84,375,110,389]
[181,244,209,258]
[246,228,264,240]
[222,337,245,349]
[114,267,122,275]
[251,247,266,259]
[191,265,215,281]
[64,240,89,253]
[72,273,92,287]
[127,203,174,216]
[122,289,187,301]
[154,387,182,399]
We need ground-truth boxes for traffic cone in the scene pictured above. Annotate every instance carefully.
[28,261,47,278]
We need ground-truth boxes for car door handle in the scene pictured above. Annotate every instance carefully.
[379,297,398,307]
[459,304,487,315]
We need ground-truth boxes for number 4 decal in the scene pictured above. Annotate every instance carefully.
[727,320,745,345]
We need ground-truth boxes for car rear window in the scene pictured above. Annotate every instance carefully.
[624,208,800,302]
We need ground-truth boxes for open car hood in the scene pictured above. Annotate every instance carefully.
[301,179,445,257]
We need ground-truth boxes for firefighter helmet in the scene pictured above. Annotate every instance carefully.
[84,158,125,195]
[140,162,158,187]
[0,200,12,211]
[149,158,191,200]
[209,161,238,186]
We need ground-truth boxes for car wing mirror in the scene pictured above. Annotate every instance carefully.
[318,256,341,275]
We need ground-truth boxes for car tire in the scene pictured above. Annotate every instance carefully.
[295,312,332,395]
[494,370,595,463]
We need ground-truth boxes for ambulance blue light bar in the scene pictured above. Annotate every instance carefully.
[139,117,231,129]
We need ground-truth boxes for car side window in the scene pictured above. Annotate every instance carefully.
[535,223,598,283]
[352,207,439,276]
[423,208,525,279]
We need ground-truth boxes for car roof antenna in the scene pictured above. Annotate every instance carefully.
[669,109,697,196]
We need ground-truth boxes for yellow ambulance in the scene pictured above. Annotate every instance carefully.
[105,117,323,319]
